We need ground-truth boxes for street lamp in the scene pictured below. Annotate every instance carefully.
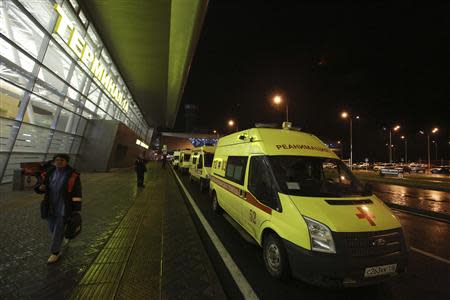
[388,125,400,163]
[228,119,238,132]
[401,135,408,163]
[419,127,439,170]
[273,95,289,122]
[340,112,359,169]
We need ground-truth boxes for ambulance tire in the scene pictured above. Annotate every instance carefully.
[211,192,222,215]
[263,233,290,280]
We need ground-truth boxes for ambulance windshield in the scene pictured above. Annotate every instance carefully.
[268,156,368,197]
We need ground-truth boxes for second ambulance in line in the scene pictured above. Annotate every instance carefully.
[188,146,215,191]
[179,149,192,174]
[209,126,408,287]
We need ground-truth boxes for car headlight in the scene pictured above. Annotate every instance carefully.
[303,216,336,254]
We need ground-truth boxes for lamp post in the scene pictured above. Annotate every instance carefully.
[389,125,400,163]
[420,127,438,170]
[340,112,359,169]
[432,140,438,160]
[273,95,289,122]
[401,135,408,163]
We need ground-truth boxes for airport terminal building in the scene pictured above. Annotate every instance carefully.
[0,0,206,182]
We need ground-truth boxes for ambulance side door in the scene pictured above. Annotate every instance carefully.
[197,154,204,177]
[243,156,278,239]
[223,156,249,223]
[191,154,198,175]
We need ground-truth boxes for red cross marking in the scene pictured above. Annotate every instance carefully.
[355,207,376,226]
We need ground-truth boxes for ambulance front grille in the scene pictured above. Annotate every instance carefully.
[338,229,404,257]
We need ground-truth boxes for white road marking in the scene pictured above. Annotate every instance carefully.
[410,247,450,265]
[172,169,259,300]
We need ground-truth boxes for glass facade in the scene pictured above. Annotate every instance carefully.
[0,0,151,183]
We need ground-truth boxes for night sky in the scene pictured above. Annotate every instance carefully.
[175,1,450,162]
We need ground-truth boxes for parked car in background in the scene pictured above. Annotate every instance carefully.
[396,164,411,173]
[379,164,410,177]
[373,163,394,171]
[430,166,450,174]
[409,163,426,173]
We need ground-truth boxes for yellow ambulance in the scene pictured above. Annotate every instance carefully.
[209,126,408,287]
[179,149,192,174]
[172,150,181,169]
[189,146,215,191]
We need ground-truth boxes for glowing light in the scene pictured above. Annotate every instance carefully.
[136,139,149,149]
[341,111,348,119]
[273,95,282,104]
[432,127,439,133]
[393,125,400,131]
[228,120,235,126]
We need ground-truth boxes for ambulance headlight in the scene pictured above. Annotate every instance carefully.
[303,217,336,254]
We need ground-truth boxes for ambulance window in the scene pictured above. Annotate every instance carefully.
[248,156,279,209]
[192,157,197,164]
[225,156,248,185]
[197,155,203,168]
[204,153,214,167]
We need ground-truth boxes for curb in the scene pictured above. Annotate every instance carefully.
[385,202,450,223]
[357,177,450,193]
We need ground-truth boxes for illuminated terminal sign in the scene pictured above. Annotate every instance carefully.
[53,4,129,112]
[136,139,149,149]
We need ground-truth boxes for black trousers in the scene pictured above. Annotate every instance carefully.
[136,172,144,186]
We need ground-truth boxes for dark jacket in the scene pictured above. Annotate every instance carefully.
[35,166,82,217]
[135,158,147,173]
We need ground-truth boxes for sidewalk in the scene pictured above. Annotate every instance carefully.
[0,163,225,299]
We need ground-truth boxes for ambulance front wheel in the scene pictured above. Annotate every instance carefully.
[263,233,290,280]
[212,192,222,215]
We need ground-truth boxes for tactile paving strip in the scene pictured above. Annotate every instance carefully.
[70,181,153,300]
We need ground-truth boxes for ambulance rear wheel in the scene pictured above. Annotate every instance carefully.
[212,192,222,215]
[263,234,290,280]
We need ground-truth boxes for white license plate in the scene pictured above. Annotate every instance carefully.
[364,264,397,277]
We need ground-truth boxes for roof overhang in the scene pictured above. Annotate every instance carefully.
[78,0,208,128]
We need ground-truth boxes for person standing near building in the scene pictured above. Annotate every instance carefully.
[35,154,82,264]
[162,153,167,169]
[135,155,147,187]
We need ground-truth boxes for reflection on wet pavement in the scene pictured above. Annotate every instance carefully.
[372,183,450,214]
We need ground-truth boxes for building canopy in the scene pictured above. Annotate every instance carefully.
[79,0,208,128]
